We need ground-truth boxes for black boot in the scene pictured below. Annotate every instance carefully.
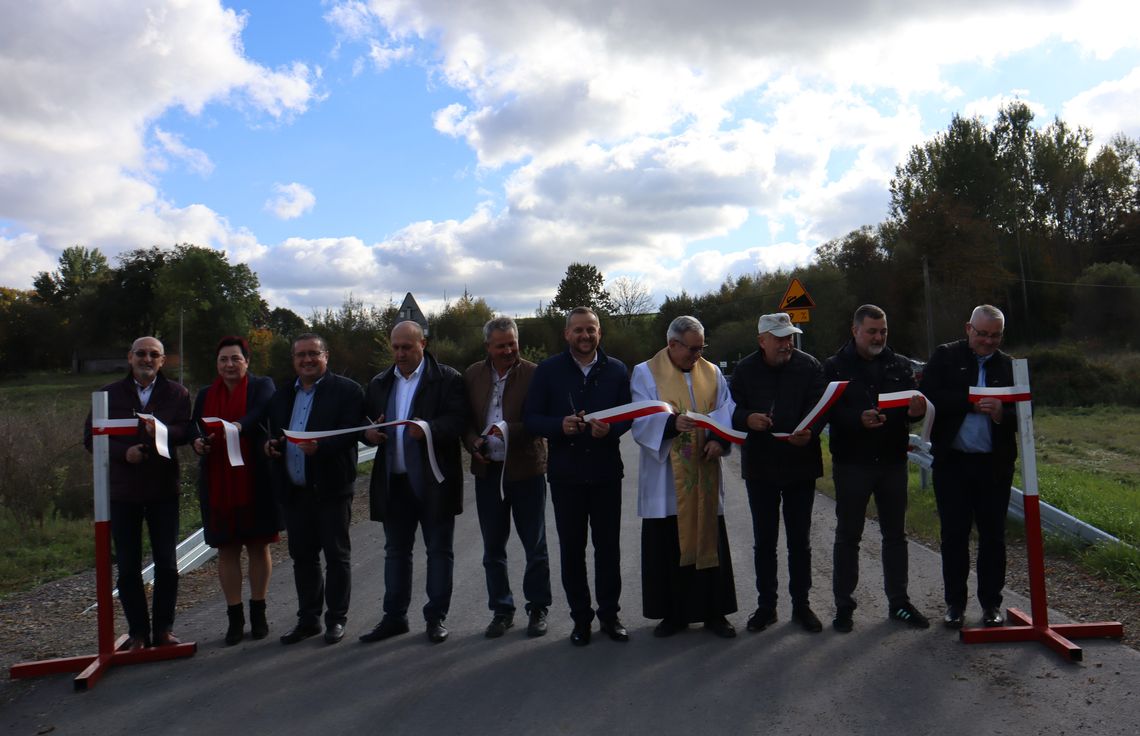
[225,603,245,645]
[249,599,268,640]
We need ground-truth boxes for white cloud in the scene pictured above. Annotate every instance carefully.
[962,94,1049,123]
[265,183,317,220]
[0,1,318,287]
[1063,66,1140,140]
[153,128,214,176]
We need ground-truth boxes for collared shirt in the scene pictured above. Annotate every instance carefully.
[286,373,326,486]
[392,359,424,473]
[575,353,598,377]
[952,354,993,453]
[135,379,155,408]
[482,365,512,462]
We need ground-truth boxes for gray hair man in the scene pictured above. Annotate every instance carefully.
[630,316,738,638]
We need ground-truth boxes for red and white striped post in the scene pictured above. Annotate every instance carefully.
[9,392,196,691]
[960,359,1123,660]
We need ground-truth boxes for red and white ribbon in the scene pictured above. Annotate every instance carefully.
[583,400,746,444]
[200,417,245,467]
[135,413,171,459]
[772,381,849,439]
[878,390,935,447]
[283,419,445,483]
[969,385,1032,403]
[91,418,138,436]
[481,421,509,499]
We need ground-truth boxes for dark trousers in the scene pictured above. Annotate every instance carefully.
[284,488,352,628]
[933,451,1014,609]
[745,479,815,609]
[641,515,737,623]
[110,498,179,641]
[474,465,552,615]
[832,463,910,611]
[549,479,622,624]
[382,473,456,622]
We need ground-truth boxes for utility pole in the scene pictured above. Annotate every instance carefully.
[923,255,935,357]
[179,308,184,385]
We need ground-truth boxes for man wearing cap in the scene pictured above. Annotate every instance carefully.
[920,305,1017,629]
[825,304,929,633]
[630,315,738,638]
[729,313,826,634]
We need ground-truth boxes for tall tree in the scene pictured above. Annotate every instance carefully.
[156,244,262,385]
[609,275,655,323]
[549,262,615,315]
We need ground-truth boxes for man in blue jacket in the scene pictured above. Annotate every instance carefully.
[524,307,632,646]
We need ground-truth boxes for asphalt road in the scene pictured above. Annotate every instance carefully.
[4,436,1138,735]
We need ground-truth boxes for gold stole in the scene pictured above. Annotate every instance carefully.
[647,348,721,570]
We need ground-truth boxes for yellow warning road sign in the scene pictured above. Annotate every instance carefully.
[786,309,811,323]
[780,278,816,311]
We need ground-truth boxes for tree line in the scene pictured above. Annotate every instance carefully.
[2,102,1137,391]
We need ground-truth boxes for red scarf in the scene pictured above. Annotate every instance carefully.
[203,374,252,535]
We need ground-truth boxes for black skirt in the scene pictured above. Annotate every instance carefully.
[641,515,737,622]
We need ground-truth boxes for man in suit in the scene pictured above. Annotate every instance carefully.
[359,321,466,645]
[265,333,365,645]
[920,305,1018,629]
[524,307,633,646]
[84,336,191,649]
[464,317,551,638]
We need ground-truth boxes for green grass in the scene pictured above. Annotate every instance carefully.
[0,508,95,597]
[0,371,124,413]
[821,407,1140,595]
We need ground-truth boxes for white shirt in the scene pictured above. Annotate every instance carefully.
[135,379,155,407]
[392,359,424,473]
[630,361,735,518]
[575,353,598,377]
[482,366,511,462]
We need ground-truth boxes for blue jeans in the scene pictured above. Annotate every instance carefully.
[475,465,552,615]
[745,479,816,609]
[382,473,456,622]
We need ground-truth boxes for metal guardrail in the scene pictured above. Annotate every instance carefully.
[906,434,1124,548]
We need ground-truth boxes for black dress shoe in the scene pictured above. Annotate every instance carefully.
[427,619,449,643]
[653,618,687,638]
[280,622,322,645]
[359,616,410,643]
[943,606,965,629]
[792,605,823,633]
[526,608,548,637]
[485,614,514,639]
[982,606,1005,627]
[570,621,591,646]
[324,623,346,644]
[599,618,629,642]
[746,607,777,632]
[704,617,736,639]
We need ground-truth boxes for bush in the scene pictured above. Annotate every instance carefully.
[0,403,93,525]
[1021,344,1140,406]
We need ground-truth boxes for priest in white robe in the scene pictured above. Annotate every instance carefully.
[631,316,738,638]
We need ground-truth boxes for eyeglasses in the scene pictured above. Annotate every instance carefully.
[133,350,163,359]
[674,340,708,355]
[292,350,326,359]
[969,325,1003,340]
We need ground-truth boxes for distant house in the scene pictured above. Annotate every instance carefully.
[397,292,429,336]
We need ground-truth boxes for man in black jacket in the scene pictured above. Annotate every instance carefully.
[359,321,466,645]
[920,305,1018,629]
[729,313,826,634]
[825,305,929,633]
[266,333,365,645]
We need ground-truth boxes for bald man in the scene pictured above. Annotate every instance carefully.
[360,321,467,645]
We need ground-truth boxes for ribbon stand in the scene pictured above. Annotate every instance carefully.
[10,392,196,691]
[960,359,1123,661]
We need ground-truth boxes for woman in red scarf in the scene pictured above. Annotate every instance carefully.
[191,336,281,645]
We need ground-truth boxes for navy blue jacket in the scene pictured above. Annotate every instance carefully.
[265,371,365,499]
[919,339,1017,466]
[824,341,921,466]
[523,346,631,484]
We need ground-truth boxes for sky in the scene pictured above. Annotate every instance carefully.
[2,0,1139,319]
